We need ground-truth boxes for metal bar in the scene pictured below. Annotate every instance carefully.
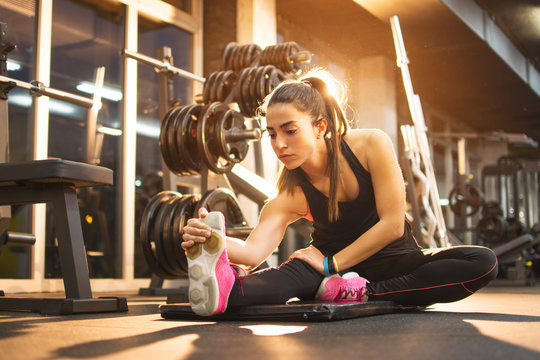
[157,46,175,192]
[0,21,11,164]
[32,0,53,292]
[430,132,480,139]
[0,186,55,206]
[430,131,536,147]
[86,66,105,164]
[227,164,277,208]
[148,274,164,289]
[0,99,8,163]
[121,48,205,83]
[457,137,467,240]
[5,232,36,246]
[0,74,94,108]
[529,172,536,227]
[523,171,530,228]
[0,206,9,235]
[390,17,417,124]
[0,297,127,315]
[0,96,9,231]
[0,212,9,248]
[0,297,42,312]
[50,183,93,299]
[200,164,209,195]
[289,50,311,64]
[513,171,519,218]
[121,3,138,282]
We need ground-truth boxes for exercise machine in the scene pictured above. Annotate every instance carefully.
[478,156,540,284]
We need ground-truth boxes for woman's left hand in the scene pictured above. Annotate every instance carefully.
[288,245,325,274]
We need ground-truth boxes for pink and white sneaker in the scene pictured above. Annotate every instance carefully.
[315,272,368,302]
[185,211,236,316]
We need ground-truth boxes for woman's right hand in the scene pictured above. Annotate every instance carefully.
[180,207,213,250]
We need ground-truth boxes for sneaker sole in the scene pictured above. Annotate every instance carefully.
[186,212,225,316]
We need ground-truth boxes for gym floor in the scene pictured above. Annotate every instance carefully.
[1,285,540,360]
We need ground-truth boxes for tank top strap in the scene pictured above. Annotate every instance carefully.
[341,140,371,181]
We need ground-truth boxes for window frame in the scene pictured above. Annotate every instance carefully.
[0,0,203,293]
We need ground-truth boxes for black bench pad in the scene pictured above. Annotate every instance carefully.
[159,300,423,322]
[0,159,113,188]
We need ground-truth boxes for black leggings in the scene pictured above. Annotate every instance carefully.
[227,246,498,307]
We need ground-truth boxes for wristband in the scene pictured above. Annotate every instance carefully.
[333,255,340,273]
[327,256,337,275]
[323,257,330,276]
[323,256,338,276]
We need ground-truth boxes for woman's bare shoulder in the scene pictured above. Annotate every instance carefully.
[345,128,389,146]
[344,129,391,167]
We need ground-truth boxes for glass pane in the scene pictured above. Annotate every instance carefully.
[46,0,124,278]
[135,17,193,278]
[0,0,36,279]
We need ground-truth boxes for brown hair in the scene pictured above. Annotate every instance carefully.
[260,70,350,221]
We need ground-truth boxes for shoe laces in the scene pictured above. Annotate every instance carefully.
[231,264,247,296]
[336,285,367,300]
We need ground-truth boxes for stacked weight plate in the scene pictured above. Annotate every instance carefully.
[140,188,249,278]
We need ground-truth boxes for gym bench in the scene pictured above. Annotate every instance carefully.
[0,159,127,315]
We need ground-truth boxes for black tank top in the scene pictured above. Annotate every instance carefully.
[296,140,419,258]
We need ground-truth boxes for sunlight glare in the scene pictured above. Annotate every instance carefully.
[239,324,307,337]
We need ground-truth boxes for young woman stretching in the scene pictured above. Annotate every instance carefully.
[181,70,498,316]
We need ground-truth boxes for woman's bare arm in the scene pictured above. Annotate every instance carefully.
[182,188,308,270]
[335,129,406,269]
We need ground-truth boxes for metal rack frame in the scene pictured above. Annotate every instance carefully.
[391,16,449,248]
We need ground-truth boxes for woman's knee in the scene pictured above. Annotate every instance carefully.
[470,246,499,282]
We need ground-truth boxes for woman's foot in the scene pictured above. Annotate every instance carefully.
[185,211,236,316]
[315,272,368,302]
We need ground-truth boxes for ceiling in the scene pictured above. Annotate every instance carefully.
[476,0,540,72]
[276,0,540,153]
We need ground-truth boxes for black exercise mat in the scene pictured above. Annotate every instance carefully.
[159,300,422,322]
